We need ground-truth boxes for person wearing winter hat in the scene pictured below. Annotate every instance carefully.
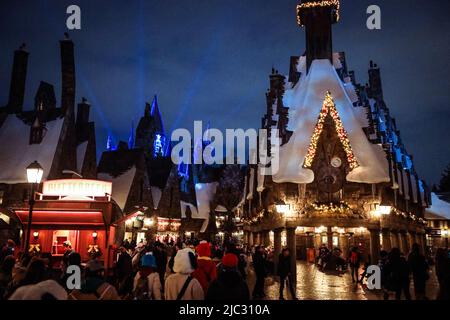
[165,248,204,300]
[132,253,162,300]
[192,241,217,293]
[68,260,120,300]
[206,253,250,301]
[9,279,67,300]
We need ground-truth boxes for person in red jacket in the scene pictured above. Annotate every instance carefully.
[192,241,217,293]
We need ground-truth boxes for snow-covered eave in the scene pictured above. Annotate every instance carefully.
[424,193,450,220]
[0,115,64,184]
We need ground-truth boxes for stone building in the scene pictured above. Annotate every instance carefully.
[241,0,431,277]
[0,34,100,248]
[424,193,450,250]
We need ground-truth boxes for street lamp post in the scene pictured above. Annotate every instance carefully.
[25,161,43,253]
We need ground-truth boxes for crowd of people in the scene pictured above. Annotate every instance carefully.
[0,238,254,300]
[344,243,450,300]
[0,237,449,300]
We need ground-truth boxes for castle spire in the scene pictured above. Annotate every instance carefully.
[128,121,135,149]
[150,94,165,136]
[106,134,113,151]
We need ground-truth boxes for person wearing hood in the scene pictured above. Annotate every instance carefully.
[205,253,250,301]
[68,260,120,300]
[192,241,217,293]
[165,248,204,300]
[9,279,67,300]
[133,253,162,300]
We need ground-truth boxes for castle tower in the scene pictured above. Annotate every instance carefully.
[296,0,340,72]
[135,95,166,158]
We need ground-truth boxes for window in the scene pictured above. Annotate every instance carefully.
[0,190,4,205]
[321,235,328,244]
[332,235,339,247]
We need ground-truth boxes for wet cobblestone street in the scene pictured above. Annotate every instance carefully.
[247,261,440,300]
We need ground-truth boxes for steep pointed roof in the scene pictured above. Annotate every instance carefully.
[150,95,164,135]
[128,121,135,149]
[273,59,390,184]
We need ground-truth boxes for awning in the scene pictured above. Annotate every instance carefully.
[14,209,105,228]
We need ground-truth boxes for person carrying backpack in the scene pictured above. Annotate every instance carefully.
[165,248,204,300]
[132,254,162,300]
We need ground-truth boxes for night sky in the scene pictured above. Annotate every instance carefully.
[0,0,449,186]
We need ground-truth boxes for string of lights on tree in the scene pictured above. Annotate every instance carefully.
[297,0,340,26]
[303,91,359,169]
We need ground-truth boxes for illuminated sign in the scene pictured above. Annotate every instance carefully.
[42,179,112,198]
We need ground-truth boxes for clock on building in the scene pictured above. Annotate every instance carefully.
[331,156,342,168]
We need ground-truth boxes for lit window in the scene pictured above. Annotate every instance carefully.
[332,236,339,247]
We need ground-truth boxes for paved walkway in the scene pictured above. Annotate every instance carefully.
[247,261,440,300]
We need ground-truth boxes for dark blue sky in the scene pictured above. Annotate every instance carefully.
[0,0,449,185]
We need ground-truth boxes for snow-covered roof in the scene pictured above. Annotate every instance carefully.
[98,166,136,210]
[0,115,64,184]
[273,59,390,184]
[150,186,162,210]
[425,193,450,220]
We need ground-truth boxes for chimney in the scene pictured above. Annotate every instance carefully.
[60,33,76,117]
[368,61,383,99]
[76,97,90,126]
[296,0,339,72]
[288,56,301,85]
[7,43,29,114]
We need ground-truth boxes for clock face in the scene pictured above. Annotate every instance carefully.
[331,156,342,168]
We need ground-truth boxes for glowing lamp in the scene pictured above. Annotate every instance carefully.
[378,206,392,215]
[315,226,326,233]
[92,231,98,239]
[26,161,44,184]
[144,218,154,227]
[275,201,290,214]
[33,231,39,239]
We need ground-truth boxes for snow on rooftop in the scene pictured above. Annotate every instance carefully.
[150,186,162,210]
[194,182,218,233]
[0,115,64,184]
[98,166,136,210]
[273,59,390,184]
[425,193,450,220]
